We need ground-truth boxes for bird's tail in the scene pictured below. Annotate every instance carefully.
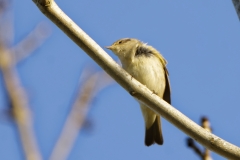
[145,116,163,146]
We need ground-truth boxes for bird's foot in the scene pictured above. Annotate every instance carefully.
[129,91,136,96]
[152,90,158,95]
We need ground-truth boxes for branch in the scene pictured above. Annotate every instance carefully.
[49,68,113,160]
[201,117,213,160]
[32,0,240,159]
[0,0,10,16]
[0,45,42,160]
[11,22,51,63]
[187,138,203,158]
[187,117,213,160]
[232,0,240,20]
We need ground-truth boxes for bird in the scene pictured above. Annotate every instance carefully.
[106,38,171,146]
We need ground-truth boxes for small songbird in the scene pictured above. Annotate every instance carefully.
[106,38,171,146]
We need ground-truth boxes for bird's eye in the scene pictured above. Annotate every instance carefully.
[116,39,131,45]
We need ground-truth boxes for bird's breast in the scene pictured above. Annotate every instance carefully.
[123,56,166,97]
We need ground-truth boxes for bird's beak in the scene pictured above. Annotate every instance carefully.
[105,46,113,50]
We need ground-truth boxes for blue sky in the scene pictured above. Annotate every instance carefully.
[0,1,240,160]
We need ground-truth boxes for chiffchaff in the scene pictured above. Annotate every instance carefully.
[106,38,171,146]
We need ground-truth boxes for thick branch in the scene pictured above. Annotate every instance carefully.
[0,45,42,160]
[33,0,240,159]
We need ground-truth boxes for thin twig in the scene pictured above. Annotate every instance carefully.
[0,0,10,16]
[0,45,42,160]
[201,117,213,160]
[49,68,113,160]
[232,0,240,20]
[187,117,213,160]
[187,138,203,158]
[33,1,240,159]
[11,22,51,63]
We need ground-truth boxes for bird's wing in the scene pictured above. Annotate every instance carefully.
[163,67,171,104]
[148,45,171,104]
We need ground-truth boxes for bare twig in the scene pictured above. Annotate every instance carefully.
[33,0,240,159]
[11,22,51,63]
[187,117,213,160]
[201,117,213,160]
[187,138,203,158]
[0,45,42,160]
[0,3,50,158]
[0,0,9,16]
[0,0,13,45]
[49,68,113,160]
[232,0,240,20]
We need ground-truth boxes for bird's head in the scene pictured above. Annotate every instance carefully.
[106,38,141,61]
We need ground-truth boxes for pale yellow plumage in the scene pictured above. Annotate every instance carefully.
[106,38,171,146]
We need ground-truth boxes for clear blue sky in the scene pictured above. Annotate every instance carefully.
[0,1,240,160]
